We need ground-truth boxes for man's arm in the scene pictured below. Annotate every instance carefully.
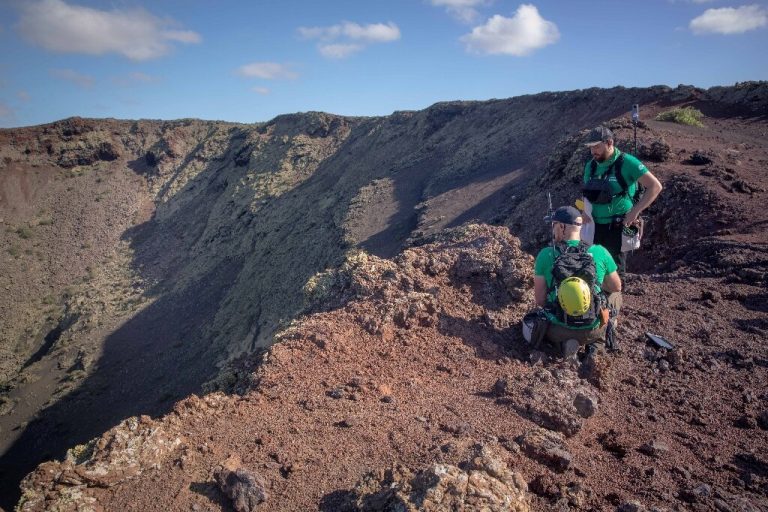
[534,276,547,307]
[624,172,662,226]
[602,270,622,293]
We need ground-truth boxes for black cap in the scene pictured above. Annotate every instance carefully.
[584,126,614,147]
[546,206,583,226]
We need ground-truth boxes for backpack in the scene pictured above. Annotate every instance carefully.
[583,151,646,205]
[546,241,606,327]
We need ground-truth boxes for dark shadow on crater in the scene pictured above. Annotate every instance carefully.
[0,257,242,508]
[437,313,530,364]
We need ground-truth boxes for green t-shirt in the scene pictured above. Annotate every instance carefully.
[534,240,618,329]
[583,149,648,224]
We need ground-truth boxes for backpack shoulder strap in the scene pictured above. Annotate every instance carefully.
[555,241,572,255]
[613,153,629,193]
[589,159,597,179]
[575,240,591,253]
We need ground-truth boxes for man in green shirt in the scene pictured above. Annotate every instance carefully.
[531,206,622,356]
[582,126,663,270]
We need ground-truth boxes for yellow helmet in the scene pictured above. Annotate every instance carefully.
[557,277,591,316]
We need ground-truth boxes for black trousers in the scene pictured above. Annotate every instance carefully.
[594,220,626,272]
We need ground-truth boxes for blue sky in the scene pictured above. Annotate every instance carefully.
[0,0,766,128]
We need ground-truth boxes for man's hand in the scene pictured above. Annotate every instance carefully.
[623,210,640,227]
[625,172,663,226]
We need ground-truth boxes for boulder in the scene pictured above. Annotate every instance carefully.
[214,460,268,512]
[349,445,530,511]
[500,367,598,436]
[517,428,572,472]
[638,139,671,162]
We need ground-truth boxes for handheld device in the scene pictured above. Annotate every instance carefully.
[631,104,640,154]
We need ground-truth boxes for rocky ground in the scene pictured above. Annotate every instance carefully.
[16,224,768,511]
[1,82,767,510]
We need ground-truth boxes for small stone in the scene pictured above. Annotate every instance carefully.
[327,388,344,399]
[680,483,711,503]
[658,359,671,372]
[639,439,669,458]
[441,421,471,436]
[598,430,629,459]
[701,290,721,302]
[336,417,358,428]
[668,349,685,368]
[713,498,730,511]
[758,411,768,430]
[440,442,458,454]
[517,428,572,472]
[690,415,708,426]
[618,500,648,512]
[380,395,394,403]
[493,378,508,396]
[573,393,598,418]
[623,375,639,387]
[734,415,757,429]
[673,466,692,480]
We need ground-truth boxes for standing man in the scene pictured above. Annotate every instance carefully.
[581,126,662,270]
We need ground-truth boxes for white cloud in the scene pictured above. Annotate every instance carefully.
[299,21,400,42]
[17,0,201,60]
[252,87,270,95]
[319,43,363,59]
[17,90,31,101]
[460,4,559,56]
[690,4,767,34]
[429,0,489,24]
[237,62,298,80]
[343,22,401,42]
[298,21,400,58]
[50,68,94,88]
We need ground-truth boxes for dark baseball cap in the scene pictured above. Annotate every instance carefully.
[545,206,583,225]
[584,126,614,147]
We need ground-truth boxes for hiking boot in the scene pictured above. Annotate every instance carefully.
[605,319,619,352]
[562,338,579,358]
[529,349,547,366]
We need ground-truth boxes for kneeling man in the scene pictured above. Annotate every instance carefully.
[527,206,622,356]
